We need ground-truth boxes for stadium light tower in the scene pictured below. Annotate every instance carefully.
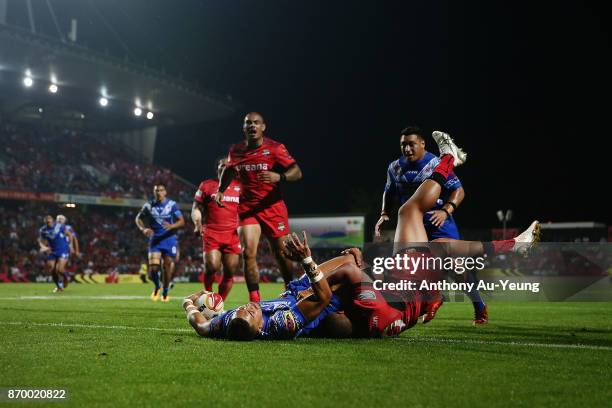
[48,84,58,93]
[99,97,109,107]
[133,107,142,117]
[496,209,513,239]
[146,111,154,120]
[23,76,33,87]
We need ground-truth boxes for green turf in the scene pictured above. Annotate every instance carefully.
[1,283,611,408]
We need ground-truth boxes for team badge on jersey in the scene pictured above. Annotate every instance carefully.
[283,311,296,334]
[263,149,270,156]
[277,222,286,232]
[233,186,241,192]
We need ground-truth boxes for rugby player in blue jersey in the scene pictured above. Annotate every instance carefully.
[38,215,75,292]
[182,232,379,340]
[135,183,185,302]
[56,214,79,287]
[375,126,489,325]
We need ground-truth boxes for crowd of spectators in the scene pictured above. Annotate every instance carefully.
[0,122,194,202]
[0,202,315,283]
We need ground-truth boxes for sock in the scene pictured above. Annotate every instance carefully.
[219,276,234,300]
[483,239,515,256]
[429,154,455,187]
[57,279,64,289]
[52,273,61,288]
[465,272,485,310]
[63,272,69,286]
[162,286,169,297]
[204,273,215,292]
[150,268,161,290]
[248,290,261,302]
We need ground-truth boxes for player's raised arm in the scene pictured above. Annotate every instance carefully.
[283,232,332,321]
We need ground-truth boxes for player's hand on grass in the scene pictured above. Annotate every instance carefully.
[427,210,448,227]
[283,231,311,262]
[213,192,225,207]
[142,228,154,238]
[257,171,280,183]
[341,247,363,268]
[374,214,390,237]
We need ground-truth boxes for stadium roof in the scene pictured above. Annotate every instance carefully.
[0,24,236,131]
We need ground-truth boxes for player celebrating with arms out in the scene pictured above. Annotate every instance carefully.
[215,112,303,302]
[38,214,75,292]
[192,158,241,300]
[135,183,185,302]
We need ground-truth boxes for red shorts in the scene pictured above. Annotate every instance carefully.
[239,200,290,238]
[345,283,407,338]
[202,229,241,255]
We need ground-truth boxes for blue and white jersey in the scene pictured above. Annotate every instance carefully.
[64,225,76,244]
[384,151,462,209]
[39,223,70,254]
[209,276,342,340]
[139,199,183,241]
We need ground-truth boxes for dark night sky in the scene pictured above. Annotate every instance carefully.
[13,1,612,229]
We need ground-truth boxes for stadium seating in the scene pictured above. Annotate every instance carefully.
[0,122,194,202]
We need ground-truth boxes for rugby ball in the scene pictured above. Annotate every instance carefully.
[194,291,224,318]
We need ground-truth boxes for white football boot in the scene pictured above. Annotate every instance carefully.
[512,220,541,255]
[432,131,467,167]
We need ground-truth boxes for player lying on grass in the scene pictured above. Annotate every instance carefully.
[182,232,368,340]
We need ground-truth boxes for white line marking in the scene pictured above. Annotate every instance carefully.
[0,321,191,332]
[0,296,152,300]
[1,321,610,351]
[392,336,612,351]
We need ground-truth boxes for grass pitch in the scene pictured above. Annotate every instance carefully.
[1,283,611,408]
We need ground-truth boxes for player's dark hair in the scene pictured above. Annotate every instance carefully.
[400,126,424,140]
[227,317,258,341]
[153,182,166,189]
[245,111,265,123]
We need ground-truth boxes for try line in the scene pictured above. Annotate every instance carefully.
[1,321,611,351]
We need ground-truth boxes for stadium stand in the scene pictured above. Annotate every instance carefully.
[0,122,194,202]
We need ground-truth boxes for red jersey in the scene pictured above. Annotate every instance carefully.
[227,137,296,211]
[194,179,241,232]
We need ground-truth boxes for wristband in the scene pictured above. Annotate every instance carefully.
[302,256,313,265]
[445,202,457,211]
[182,298,194,308]
[187,309,200,317]
[308,270,324,284]
[441,208,451,217]
[280,173,287,182]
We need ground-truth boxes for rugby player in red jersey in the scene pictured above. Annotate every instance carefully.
[192,158,241,300]
[214,112,303,302]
